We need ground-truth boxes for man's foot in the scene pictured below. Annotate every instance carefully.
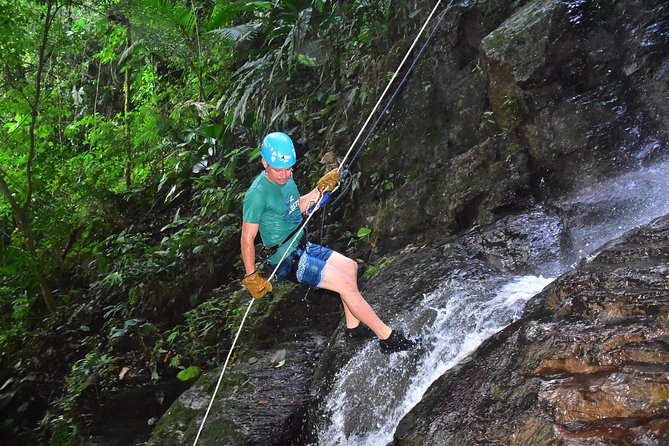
[345,323,375,340]
[379,330,420,354]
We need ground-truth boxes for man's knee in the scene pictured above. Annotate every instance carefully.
[349,258,359,277]
[326,271,358,295]
[342,272,360,292]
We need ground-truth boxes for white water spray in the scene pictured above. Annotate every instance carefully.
[563,159,669,263]
[315,159,669,446]
[315,275,554,446]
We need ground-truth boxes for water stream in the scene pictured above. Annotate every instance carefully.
[316,274,553,446]
[558,159,669,264]
[314,159,669,445]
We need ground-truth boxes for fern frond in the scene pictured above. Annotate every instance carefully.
[117,39,144,68]
[208,23,261,43]
[139,0,196,35]
[271,7,312,82]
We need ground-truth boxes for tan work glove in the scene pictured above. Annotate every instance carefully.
[242,271,273,299]
[317,169,340,192]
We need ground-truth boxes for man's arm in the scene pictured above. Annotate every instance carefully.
[299,169,340,214]
[299,187,320,213]
[241,221,260,275]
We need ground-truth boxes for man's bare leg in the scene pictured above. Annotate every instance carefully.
[318,252,391,340]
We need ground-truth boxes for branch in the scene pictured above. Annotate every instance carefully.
[25,2,49,210]
[0,169,29,238]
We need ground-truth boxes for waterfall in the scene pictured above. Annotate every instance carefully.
[313,159,669,445]
[558,159,669,263]
[315,275,553,446]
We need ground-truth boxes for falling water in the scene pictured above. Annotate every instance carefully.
[315,274,553,446]
[314,159,669,446]
[559,159,669,263]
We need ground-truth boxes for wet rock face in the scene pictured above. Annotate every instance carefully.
[462,206,564,275]
[362,0,669,251]
[393,215,669,446]
[485,0,669,184]
[146,287,342,446]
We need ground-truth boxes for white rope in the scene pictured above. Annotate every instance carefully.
[191,297,254,445]
[193,0,446,441]
[192,192,325,445]
[338,0,444,173]
[267,192,324,282]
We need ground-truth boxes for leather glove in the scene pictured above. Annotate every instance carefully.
[317,169,340,192]
[242,271,273,299]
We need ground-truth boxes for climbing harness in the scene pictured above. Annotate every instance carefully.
[192,1,453,444]
[257,219,307,265]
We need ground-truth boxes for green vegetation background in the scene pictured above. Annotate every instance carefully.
[0,0,414,443]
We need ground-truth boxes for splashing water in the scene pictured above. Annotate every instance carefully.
[315,159,669,445]
[315,275,554,446]
[563,159,669,263]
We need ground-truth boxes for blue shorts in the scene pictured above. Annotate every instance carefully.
[273,242,333,288]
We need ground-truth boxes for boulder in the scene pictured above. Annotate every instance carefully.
[393,215,669,445]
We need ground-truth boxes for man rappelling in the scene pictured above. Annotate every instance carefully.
[240,131,419,353]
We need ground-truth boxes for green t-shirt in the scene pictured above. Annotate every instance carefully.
[243,172,304,264]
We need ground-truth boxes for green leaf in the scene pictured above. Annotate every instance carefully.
[275,359,286,368]
[246,1,274,11]
[176,365,201,381]
[297,54,316,67]
[139,322,157,336]
[202,123,223,139]
[248,147,262,162]
[325,93,340,104]
[356,227,372,238]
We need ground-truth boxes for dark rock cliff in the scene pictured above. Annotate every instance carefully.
[393,214,669,446]
[354,0,669,251]
[148,0,669,444]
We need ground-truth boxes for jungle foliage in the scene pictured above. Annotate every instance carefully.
[0,0,422,443]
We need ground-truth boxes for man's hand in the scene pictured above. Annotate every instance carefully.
[317,169,340,192]
[242,271,273,299]
[307,191,331,216]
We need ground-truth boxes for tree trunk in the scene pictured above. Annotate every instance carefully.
[2,0,62,314]
[0,174,57,314]
[124,23,133,188]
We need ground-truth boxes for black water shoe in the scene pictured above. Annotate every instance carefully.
[345,323,375,340]
[379,330,419,354]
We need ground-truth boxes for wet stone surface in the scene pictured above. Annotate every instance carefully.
[393,215,669,446]
[146,287,341,446]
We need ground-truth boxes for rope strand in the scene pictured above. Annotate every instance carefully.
[337,0,446,173]
[344,3,453,171]
[191,298,254,445]
[320,2,454,244]
[192,192,325,446]
[193,1,453,442]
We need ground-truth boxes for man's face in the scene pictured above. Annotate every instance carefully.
[262,160,293,185]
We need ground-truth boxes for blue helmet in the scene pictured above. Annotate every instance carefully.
[261,132,297,168]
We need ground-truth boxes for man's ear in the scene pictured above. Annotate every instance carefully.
[261,159,268,169]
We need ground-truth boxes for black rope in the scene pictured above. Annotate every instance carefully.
[316,2,455,241]
[344,3,453,172]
